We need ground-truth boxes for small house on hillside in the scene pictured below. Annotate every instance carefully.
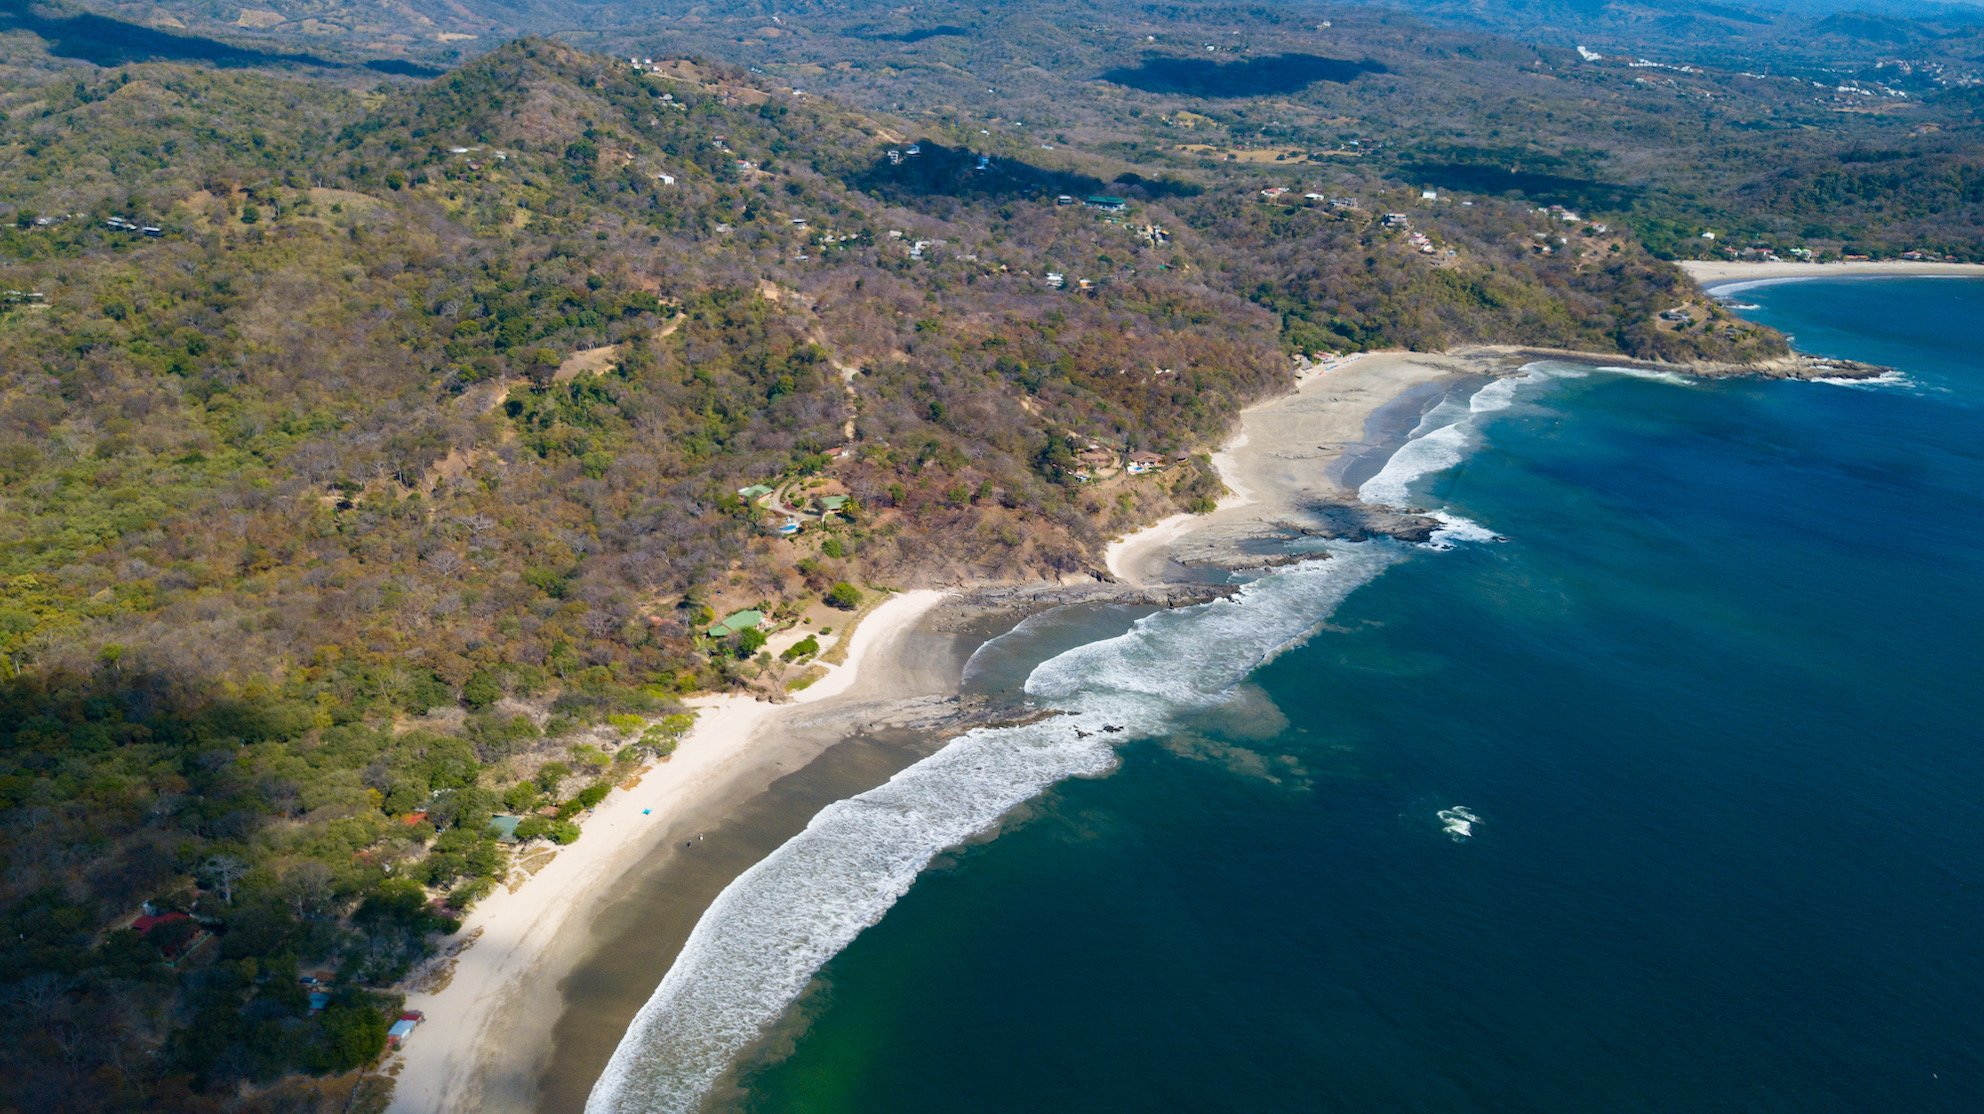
[131,911,190,935]
[1085,195,1127,213]
[1126,452,1166,475]
[707,610,765,638]
[737,484,774,502]
[130,911,208,964]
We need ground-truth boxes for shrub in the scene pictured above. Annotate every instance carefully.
[311,1003,388,1072]
[536,761,571,794]
[825,582,862,610]
[462,669,504,709]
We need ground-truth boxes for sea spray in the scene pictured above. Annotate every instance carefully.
[586,546,1403,1113]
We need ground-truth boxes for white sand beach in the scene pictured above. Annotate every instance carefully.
[1679,259,1984,289]
[1108,350,1489,585]
[384,589,950,1114]
[393,347,1504,1113]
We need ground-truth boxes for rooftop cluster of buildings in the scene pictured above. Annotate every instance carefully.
[1071,444,1181,484]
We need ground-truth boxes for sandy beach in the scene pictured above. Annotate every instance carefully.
[387,347,1507,1113]
[385,588,958,1114]
[1679,259,1984,289]
[1108,350,1495,585]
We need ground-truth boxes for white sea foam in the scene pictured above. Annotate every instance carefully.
[586,546,1403,1113]
[1438,806,1480,840]
[1813,370,1913,390]
[1422,511,1502,550]
[1700,276,1809,297]
[1597,364,1699,387]
[1357,415,1473,509]
[590,362,1561,1111]
[1358,368,1552,509]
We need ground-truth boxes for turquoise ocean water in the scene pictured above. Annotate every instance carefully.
[591,277,1984,1112]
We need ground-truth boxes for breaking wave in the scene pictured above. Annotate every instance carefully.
[1438,806,1481,841]
[587,367,1550,1112]
[1358,366,1555,510]
[1814,369,1913,390]
[1596,364,1699,387]
[587,547,1403,1113]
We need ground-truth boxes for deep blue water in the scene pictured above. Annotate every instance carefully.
[623,278,1984,1112]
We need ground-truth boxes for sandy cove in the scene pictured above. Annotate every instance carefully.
[387,346,1533,1113]
[1109,350,1494,585]
[386,589,955,1114]
[1679,259,1984,289]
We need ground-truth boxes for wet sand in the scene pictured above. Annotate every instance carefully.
[414,349,1512,1113]
[518,592,1182,1112]
[1107,350,1498,585]
[385,590,965,1114]
[531,624,999,1112]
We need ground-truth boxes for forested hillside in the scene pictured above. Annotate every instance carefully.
[0,31,1788,1111]
[29,0,1984,260]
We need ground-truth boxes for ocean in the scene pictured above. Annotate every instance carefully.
[589,277,1984,1112]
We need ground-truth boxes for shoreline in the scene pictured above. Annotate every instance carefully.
[384,588,957,1114]
[1108,349,1500,587]
[396,336,1810,1111]
[386,581,1220,1114]
[1677,259,1984,291]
